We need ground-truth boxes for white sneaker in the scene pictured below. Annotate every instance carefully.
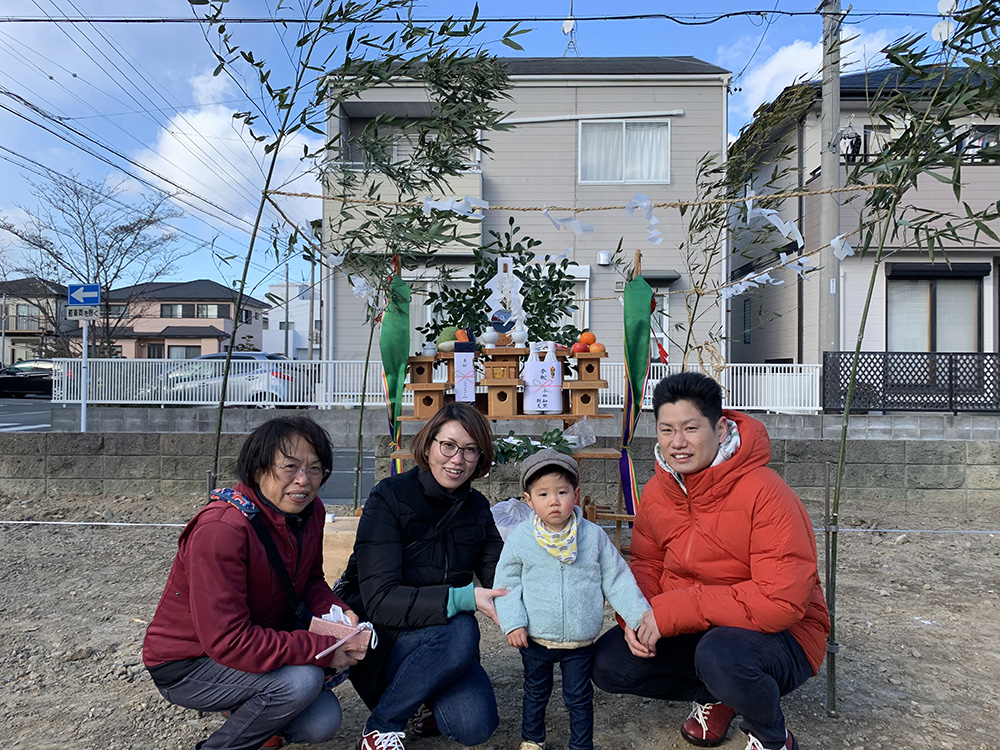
[744,729,797,750]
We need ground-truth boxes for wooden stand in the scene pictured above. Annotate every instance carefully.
[404,355,449,419]
[564,351,608,416]
[481,347,523,417]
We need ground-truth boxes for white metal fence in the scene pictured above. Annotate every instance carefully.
[51,358,822,413]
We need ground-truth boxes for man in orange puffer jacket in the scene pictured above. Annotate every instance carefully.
[592,372,829,750]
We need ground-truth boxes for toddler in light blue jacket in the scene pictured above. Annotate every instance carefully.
[494,449,649,750]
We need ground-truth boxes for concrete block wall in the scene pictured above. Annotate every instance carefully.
[375,434,1000,520]
[15,408,1000,514]
[0,432,244,498]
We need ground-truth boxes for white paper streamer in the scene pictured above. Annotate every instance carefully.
[831,234,855,261]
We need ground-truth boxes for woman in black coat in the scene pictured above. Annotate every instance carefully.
[342,403,506,750]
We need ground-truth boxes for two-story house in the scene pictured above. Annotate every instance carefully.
[89,279,270,358]
[322,56,731,361]
[0,277,70,364]
[728,68,1000,367]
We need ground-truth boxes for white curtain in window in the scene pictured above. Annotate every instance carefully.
[581,122,622,182]
[936,279,976,352]
[624,122,668,182]
[887,280,928,351]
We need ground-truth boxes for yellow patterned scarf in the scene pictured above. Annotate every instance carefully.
[532,511,578,564]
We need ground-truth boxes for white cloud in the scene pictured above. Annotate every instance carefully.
[734,39,821,125]
[728,25,915,133]
[190,71,232,108]
[134,71,324,236]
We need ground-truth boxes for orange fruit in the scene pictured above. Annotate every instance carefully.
[579,331,597,346]
[589,342,606,354]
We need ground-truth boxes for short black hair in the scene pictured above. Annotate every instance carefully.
[651,371,724,424]
[524,465,579,493]
[410,403,495,480]
[236,416,334,488]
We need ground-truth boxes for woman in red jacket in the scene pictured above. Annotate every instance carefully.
[592,372,829,750]
[143,416,365,750]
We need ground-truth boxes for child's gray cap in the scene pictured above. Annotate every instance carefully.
[520,448,580,493]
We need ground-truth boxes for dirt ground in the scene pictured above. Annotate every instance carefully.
[1,492,998,750]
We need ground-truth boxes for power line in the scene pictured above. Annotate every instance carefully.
[29,0,269,213]
[0,145,290,290]
[0,11,946,25]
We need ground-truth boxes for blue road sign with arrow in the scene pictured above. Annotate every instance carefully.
[68,284,100,306]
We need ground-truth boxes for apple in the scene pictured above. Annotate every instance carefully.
[571,341,590,353]
[589,342,606,354]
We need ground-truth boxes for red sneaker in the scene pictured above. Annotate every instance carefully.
[410,704,441,738]
[680,701,736,747]
[357,729,406,750]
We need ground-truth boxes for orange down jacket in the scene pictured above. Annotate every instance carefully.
[631,410,830,674]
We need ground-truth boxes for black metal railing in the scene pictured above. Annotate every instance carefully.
[823,351,1000,413]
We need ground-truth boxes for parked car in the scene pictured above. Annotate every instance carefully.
[0,359,56,398]
[145,352,294,404]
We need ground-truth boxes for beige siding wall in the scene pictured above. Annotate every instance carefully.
[325,74,729,361]
[734,101,1000,364]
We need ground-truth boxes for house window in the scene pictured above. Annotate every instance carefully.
[168,345,202,359]
[279,321,295,331]
[105,304,128,318]
[197,304,230,318]
[146,343,164,358]
[240,309,254,324]
[886,264,986,352]
[579,120,670,183]
[960,125,1000,162]
[161,304,195,318]
[743,298,752,345]
[15,304,41,331]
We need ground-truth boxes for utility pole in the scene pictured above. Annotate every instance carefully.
[308,258,316,361]
[818,0,844,360]
[284,263,290,358]
[1,293,6,366]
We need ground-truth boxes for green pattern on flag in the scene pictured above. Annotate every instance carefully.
[380,274,411,464]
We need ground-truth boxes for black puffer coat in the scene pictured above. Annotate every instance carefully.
[344,466,503,707]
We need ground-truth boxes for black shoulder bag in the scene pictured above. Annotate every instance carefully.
[248,513,313,630]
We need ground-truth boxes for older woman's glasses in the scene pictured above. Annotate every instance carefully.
[433,438,482,462]
[272,463,329,481]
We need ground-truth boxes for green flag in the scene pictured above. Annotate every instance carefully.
[620,275,653,513]
[380,273,411,465]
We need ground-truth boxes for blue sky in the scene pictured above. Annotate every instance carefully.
[0,1,947,297]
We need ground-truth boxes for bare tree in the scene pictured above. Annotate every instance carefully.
[0,172,198,356]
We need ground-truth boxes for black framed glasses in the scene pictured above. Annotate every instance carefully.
[433,438,482,462]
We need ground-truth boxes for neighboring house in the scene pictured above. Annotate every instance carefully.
[0,277,72,364]
[260,281,321,359]
[322,56,732,361]
[728,68,1000,365]
[78,279,270,358]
